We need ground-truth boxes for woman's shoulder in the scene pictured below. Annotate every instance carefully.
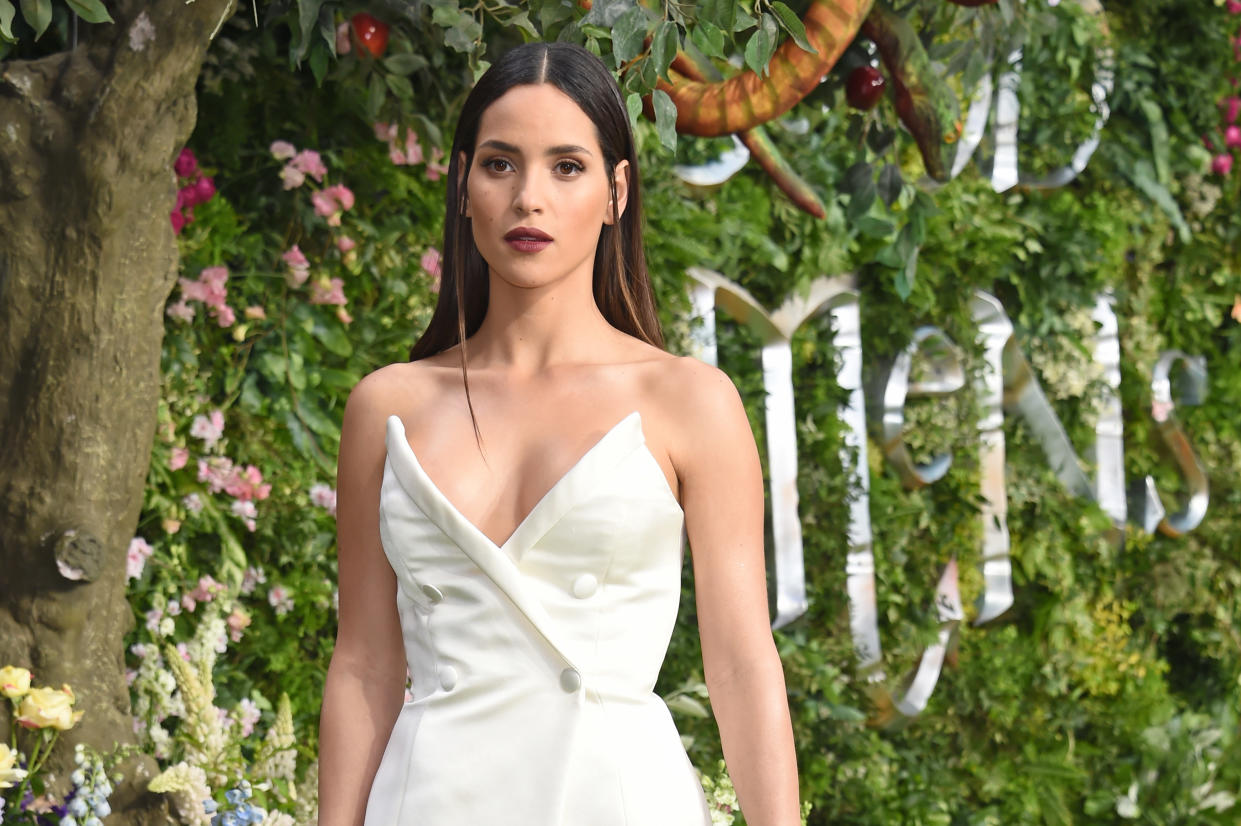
[345,359,456,423]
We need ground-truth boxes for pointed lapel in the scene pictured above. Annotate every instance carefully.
[384,412,646,668]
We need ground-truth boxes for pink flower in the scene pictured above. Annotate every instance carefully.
[170,446,189,471]
[190,409,225,449]
[1223,96,1241,124]
[1212,153,1234,176]
[270,140,297,161]
[337,306,354,324]
[291,149,327,182]
[1226,125,1241,149]
[373,122,397,142]
[1228,0,1241,13]
[189,575,223,604]
[311,277,348,306]
[325,183,355,210]
[426,147,448,181]
[279,165,306,190]
[240,565,266,595]
[312,188,338,218]
[174,147,198,178]
[183,493,204,514]
[283,244,310,286]
[337,235,356,253]
[193,176,216,204]
[421,248,442,279]
[310,483,338,517]
[335,21,352,55]
[226,609,252,645]
[126,537,154,580]
[166,298,195,322]
[178,266,234,327]
[144,606,163,633]
[181,593,198,613]
[231,499,258,532]
[170,210,186,234]
[267,584,294,616]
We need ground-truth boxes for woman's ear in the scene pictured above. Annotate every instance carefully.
[458,150,470,217]
[605,159,630,225]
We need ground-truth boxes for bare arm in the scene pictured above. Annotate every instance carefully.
[319,373,408,826]
[675,361,801,826]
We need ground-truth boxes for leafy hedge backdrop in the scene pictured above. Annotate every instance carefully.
[5,0,1240,823]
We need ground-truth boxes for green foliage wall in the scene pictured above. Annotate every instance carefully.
[122,2,1240,823]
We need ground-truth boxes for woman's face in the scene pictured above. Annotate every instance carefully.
[464,83,628,290]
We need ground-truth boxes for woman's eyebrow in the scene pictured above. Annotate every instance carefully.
[478,139,593,157]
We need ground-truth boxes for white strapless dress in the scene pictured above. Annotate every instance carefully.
[364,410,712,825]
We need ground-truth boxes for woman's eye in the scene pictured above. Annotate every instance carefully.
[483,158,512,173]
[556,160,583,175]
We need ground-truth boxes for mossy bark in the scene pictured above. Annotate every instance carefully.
[0,1,234,821]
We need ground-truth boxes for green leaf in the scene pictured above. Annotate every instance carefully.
[296,398,339,438]
[665,694,710,717]
[19,0,51,39]
[854,215,894,238]
[0,0,15,41]
[385,72,414,100]
[1129,159,1189,243]
[612,6,647,65]
[506,9,539,38]
[689,20,724,59]
[652,88,678,152]
[308,41,329,86]
[651,20,677,81]
[626,91,643,130]
[293,0,324,61]
[312,321,353,357]
[63,0,112,23]
[769,1,815,55]
[582,0,633,27]
[384,52,428,75]
[732,8,756,32]
[877,163,903,207]
[895,245,918,300]
[366,73,386,121]
[1138,99,1169,186]
[702,0,736,34]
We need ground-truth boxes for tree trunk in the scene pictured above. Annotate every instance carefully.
[0,1,234,820]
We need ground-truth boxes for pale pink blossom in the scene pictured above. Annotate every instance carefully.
[373,122,398,142]
[270,140,297,161]
[166,298,195,322]
[162,517,182,534]
[144,606,163,633]
[126,537,154,580]
[169,446,189,471]
[268,584,294,616]
[337,306,354,325]
[240,566,266,596]
[182,592,198,613]
[166,598,182,617]
[231,499,258,532]
[311,277,347,306]
[421,247,442,278]
[283,244,310,286]
[176,642,191,661]
[325,183,355,210]
[178,266,234,328]
[234,697,262,737]
[190,410,225,449]
[310,483,338,517]
[426,147,448,181]
[337,235,356,253]
[280,165,306,190]
[291,149,328,182]
[335,21,352,55]
[226,608,252,644]
[312,189,338,218]
[189,575,223,604]
[183,493,204,514]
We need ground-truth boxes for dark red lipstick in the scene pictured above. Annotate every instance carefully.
[504,226,553,253]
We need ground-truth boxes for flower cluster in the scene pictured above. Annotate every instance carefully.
[1206,5,1241,175]
[374,122,448,178]
[59,745,117,826]
[1,666,91,821]
[172,148,219,235]
[169,266,236,328]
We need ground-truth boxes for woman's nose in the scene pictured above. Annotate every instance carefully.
[511,172,545,214]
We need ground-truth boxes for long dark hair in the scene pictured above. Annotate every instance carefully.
[408,42,663,446]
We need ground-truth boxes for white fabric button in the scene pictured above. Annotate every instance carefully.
[421,583,443,604]
[559,667,581,693]
[439,665,458,691]
[571,573,598,599]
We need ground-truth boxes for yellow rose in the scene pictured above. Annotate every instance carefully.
[16,684,84,731]
[0,742,27,789]
[0,665,32,699]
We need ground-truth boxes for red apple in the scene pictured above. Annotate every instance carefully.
[846,65,886,111]
[351,13,390,58]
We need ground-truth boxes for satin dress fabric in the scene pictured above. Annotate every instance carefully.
[364,410,713,825]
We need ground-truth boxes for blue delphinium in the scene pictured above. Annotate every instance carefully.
[206,779,266,826]
[59,745,115,826]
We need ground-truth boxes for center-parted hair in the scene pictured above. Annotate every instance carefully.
[407,42,663,444]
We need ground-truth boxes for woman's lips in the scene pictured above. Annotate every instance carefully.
[504,227,552,253]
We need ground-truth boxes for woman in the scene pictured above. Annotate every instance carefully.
[319,41,801,826]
